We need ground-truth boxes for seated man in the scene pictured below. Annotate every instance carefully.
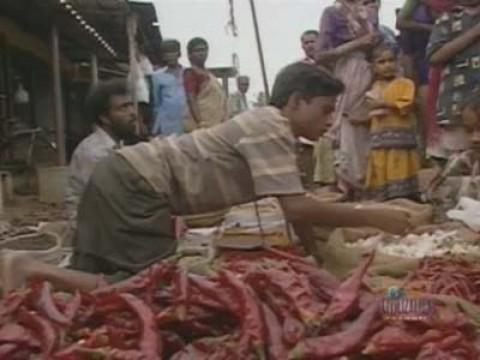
[65,79,138,221]
[1,62,411,293]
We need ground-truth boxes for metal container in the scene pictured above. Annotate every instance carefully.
[37,166,69,204]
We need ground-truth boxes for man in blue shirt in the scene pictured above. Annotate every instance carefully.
[151,39,187,136]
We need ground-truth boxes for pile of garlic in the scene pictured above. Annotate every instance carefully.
[347,230,480,258]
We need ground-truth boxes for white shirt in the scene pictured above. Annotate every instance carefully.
[132,55,154,103]
[65,127,119,218]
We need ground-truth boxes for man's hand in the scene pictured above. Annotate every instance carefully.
[366,208,411,235]
[279,195,412,233]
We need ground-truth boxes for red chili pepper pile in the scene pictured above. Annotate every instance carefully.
[406,257,480,304]
[0,250,480,359]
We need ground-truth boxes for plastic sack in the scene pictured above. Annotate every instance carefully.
[447,197,480,232]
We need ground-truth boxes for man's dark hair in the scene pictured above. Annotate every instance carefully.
[269,62,344,108]
[161,39,181,53]
[237,75,250,82]
[85,79,130,124]
[187,37,208,54]
[301,30,319,39]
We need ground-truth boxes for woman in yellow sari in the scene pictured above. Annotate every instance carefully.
[183,38,227,132]
[365,44,420,200]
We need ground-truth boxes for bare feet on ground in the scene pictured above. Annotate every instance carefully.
[0,251,31,295]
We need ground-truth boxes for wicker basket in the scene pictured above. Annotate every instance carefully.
[183,209,229,228]
[0,231,64,265]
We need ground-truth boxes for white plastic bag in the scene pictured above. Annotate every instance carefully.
[447,197,480,232]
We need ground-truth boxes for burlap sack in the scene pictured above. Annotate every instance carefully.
[322,228,420,279]
[323,225,480,282]
[310,199,432,275]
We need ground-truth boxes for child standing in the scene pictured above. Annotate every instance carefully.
[365,44,420,200]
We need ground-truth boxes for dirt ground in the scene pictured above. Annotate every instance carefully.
[1,195,68,241]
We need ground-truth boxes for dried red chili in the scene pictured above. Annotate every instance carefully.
[18,308,57,356]
[322,252,375,324]
[156,304,221,328]
[82,326,110,348]
[188,275,235,312]
[63,292,82,322]
[0,289,31,321]
[0,344,18,359]
[0,323,41,349]
[417,332,478,360]
[33,282,70,326]
[93,262,175,297]
[363,325,424,357]
[160,331,185,358]
[406,257,480,306]
[219,271,265,357]
[262,303,287,360]
[54,345,145,360]
[246,268,325,326]
[249,278,305,347]
[290,301,381,359]
[169,335,239,360]
[288,261,339,300]
[107,325,133,349]
[117,293,160,360]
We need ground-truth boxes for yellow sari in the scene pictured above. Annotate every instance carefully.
[365,78,420,200]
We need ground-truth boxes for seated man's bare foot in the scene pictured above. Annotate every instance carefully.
[0,251,32,295]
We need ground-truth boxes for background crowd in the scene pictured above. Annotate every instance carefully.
[66,0,480,218]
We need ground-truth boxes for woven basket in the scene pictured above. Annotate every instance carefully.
[0,231,63,265]
[183,209,229,228]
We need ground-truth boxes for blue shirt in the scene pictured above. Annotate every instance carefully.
[151,66,187,136]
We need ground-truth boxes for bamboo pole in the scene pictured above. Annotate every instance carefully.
[126,13,140,135]
[248,0,269,100]
[51,24,66,166]
[90,53,98,86]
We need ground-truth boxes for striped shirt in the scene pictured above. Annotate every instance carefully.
[118,106,304,215]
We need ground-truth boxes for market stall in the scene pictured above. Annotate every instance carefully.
[1,245,480,358]
[2,192,480,358]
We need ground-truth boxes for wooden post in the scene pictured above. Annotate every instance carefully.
[126,14,140,135]
[248,0,269,100]
[90,53,98,86]
[222,76,229,95]
[51,24,66,166]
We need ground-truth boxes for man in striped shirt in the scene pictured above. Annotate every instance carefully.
[1,62,411,292]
